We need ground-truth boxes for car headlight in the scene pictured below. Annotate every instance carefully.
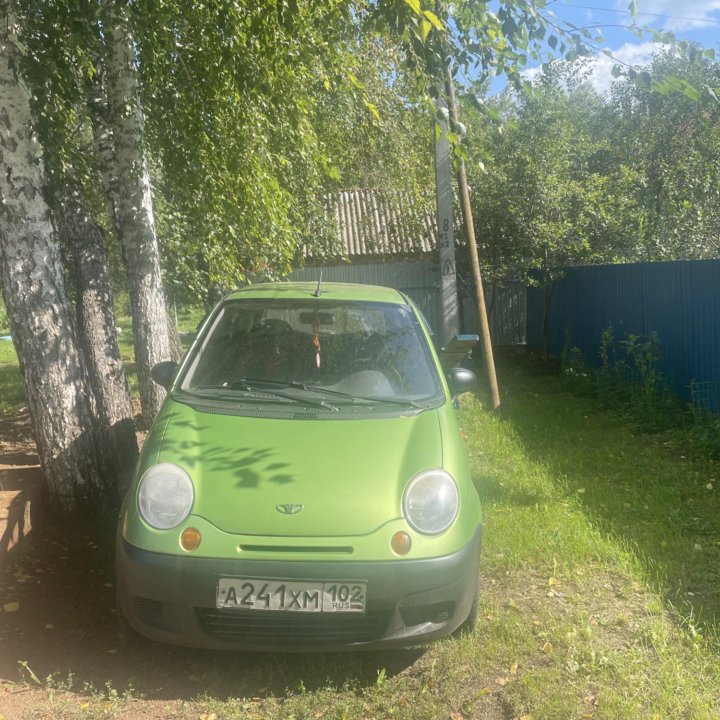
[402,469,459,535]
[138,463,194,530]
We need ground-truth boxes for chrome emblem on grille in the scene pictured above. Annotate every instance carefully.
[276,503,304,515]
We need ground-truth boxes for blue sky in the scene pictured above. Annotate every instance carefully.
[512,0,720,93]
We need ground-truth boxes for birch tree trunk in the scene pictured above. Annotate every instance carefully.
[0,13,110,516]
[56,183,139,495]
[89,59,184,377]
[104,1,170,423]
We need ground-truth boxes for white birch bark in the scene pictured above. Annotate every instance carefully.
[104,1,171,423]
[0,9,108,516]
[56,182,138,494]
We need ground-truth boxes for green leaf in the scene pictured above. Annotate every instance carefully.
[681,83,701,102]
[445,131,460,145]
[548,35,558,50]
[636,71,652,89]
[364,100,381,122]
[419,18,432,43]
[403,0,421,15]
[422,10,443,30]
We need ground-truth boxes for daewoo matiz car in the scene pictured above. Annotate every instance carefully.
[116,282,482,650]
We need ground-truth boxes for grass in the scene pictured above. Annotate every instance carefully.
[2,349,720,718]
[0,337,22,415]
[461,351,720,718]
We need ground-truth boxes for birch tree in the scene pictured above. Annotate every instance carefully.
[19,0,139,490]
[103,0,171,424]
[56,183,138,491]
[0,5,112,516]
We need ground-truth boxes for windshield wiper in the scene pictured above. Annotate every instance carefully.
[193,381,339,412]
[195,379,426,410]
[287,381,426,409]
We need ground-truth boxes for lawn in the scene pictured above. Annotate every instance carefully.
[1,349,719,719]
[0,338,21,416]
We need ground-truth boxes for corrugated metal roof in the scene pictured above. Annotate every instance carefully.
[309,190,436,259]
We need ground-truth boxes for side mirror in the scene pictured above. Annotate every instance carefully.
[151,361,179,389]
[447,366,477,398]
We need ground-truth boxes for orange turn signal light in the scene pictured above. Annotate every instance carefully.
[180,527,202,551]
[391,531,412,556]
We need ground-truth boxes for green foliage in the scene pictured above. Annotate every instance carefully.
[559,326,720,454]
[134,2,440,303]
[134,1,349,297]
[460,48,720,291]
[463,63,626,288]
[371,0,606,100]
[596,326,682,429]
[689,381,720,458]
[16,0,717,312]
[608,48,720,260]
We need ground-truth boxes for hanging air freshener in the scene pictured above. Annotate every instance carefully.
[313,317,321,368]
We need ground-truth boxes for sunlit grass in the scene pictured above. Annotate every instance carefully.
[454,351,720,719]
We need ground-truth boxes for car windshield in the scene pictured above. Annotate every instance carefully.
[179,298,443,404]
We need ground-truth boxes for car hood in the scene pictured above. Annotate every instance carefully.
[148,400,444,536]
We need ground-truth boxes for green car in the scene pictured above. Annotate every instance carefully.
[116,282,482,650]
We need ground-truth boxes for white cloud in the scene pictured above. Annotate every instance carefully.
[586,41,664,94]
[521,42,667,95]
[620,0,720,30]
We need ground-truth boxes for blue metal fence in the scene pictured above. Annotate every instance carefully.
[527,259,720,406]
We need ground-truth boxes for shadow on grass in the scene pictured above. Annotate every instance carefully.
[493,349,720,640]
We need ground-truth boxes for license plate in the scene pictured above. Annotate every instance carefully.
[216,578,367,613]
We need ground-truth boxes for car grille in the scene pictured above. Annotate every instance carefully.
[133,597,164,628]
[196,608,391,645]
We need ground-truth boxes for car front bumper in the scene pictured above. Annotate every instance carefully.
[116,526,482,651]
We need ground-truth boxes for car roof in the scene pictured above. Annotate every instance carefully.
[224,282,408,304]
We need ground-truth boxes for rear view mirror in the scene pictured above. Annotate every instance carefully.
[151,361,179,389]
[299,312,335,325]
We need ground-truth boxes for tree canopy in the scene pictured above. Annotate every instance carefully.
[462,49,720,289]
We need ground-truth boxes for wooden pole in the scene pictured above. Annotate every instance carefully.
[445,66,501,411]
